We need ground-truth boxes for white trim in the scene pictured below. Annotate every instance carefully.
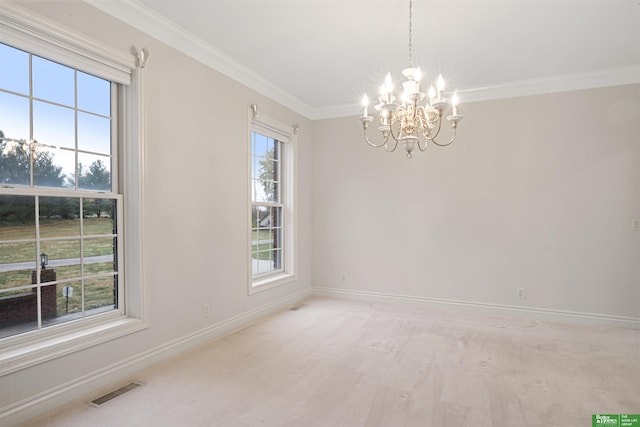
[121,59,150,322]
[84,0,314,118]
[250,273,297,296]
[248,108,298,295]
[0,288,310,427]
[0,317,147,376]
[313,67,640,119]
[0,3,134,84]
[457,66,640,104]
[83,1,640,119]
[312,287,640,330]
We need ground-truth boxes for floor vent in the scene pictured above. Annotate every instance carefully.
[290,303,307,311]
[90,382,143,407]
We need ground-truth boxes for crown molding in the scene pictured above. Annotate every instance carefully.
[314,66,640,120]
[458,66,640,104]
[84,0,639,121]
[83,0,315,119]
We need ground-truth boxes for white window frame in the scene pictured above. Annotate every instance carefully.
[248,108,297,294]
[0,3,148,376]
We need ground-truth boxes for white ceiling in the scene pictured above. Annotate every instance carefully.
[88,0,640,119]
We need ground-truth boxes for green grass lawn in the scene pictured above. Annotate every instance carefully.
[252,242,277,260]
[0,218,117,317]
[0,218,114,263]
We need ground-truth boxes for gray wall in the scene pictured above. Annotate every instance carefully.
[312,84,639,319]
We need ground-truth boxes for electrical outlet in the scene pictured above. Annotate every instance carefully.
[203,304,210,318]
[632,219,640,231]
[516,288,526,299]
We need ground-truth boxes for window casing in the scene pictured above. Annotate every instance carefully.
[0,3,147,375]
[248,111,296,293]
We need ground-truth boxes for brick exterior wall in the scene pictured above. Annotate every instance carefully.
[0,269,57,328]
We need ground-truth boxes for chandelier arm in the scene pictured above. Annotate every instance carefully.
[431,128,457,147]
[416,136,428,152]
[388,119,402,142]
[384,138,399,152]
[363,128,390,148]
[425,117,443,141]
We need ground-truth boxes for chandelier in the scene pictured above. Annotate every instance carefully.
[359,0,463,159]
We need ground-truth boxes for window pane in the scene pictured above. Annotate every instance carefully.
[266,137,275,158]
[0,267,34,293]
[32,56,74,106]
[255,179,276,203]
[255,205,268,229]
[78,112,111,154]
[0,195,35,235]
[78,154,111,192]
[0,141,31,187]
[40,282,58,320]
[0,242,36,291]
[252,154,264,181]
[252,179,273,203]
[86,259,117,276]
[83,234,117,277]
[84,276,116,314]
[0,43,29,95]
[39,197,81,238]
[77,72,110,116]
[84,236,116,260]
[40,239,81,281]
[54,281,82,323]
[32,146,73,188]
[251,132,282,204]
[33,101,75,149]
[251,204,283,276]
[83,199,115,235]
[253,132,268,157]
[0,91,30,141]
[0,286,38,338]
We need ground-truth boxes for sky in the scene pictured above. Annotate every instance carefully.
[0,42,111,184]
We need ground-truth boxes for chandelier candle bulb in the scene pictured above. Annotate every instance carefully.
[451,92,459,116]
[362,94,369,117]
[384,73,393,102]
[436,74,445,99]
[428,85,436,100]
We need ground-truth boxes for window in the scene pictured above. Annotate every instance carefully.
[0,41,123,338]
[0,4,147,375]
[249,109,296,293]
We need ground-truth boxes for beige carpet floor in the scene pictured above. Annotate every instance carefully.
[22,296,639,426]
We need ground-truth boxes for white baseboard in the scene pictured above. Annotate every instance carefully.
[0,287,311,427]
[312,287,639,330]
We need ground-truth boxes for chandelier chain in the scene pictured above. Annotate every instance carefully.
[408,0,413,67]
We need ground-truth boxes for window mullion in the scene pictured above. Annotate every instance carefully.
[110,82,118,193]
[35,194,42,329]
[29,51,34,188]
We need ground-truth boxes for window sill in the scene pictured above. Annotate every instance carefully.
[0,315,148,376]
[249,272,296,295]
